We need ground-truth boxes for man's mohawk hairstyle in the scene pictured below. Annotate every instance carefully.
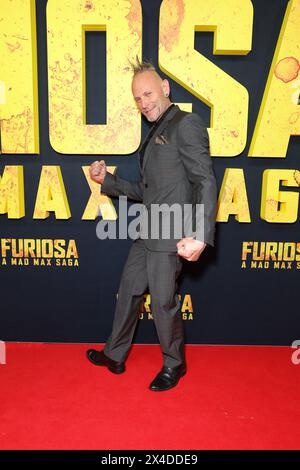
[129,56,156,76]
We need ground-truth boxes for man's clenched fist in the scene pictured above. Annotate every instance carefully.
[177,238,207,262]
[89,160,107,184]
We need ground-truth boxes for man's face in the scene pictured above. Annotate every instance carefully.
[132,71,170,122]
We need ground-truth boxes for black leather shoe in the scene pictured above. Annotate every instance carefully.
[86,349,125,374]
[149,365,187,391]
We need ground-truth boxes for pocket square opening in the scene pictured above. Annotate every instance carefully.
[155,135,168,145]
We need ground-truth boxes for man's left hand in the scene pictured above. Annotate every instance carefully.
[177,238,207,261]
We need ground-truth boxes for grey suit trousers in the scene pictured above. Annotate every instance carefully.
[103,239,185,368]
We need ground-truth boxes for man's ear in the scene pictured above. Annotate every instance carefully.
[162,79,170,97]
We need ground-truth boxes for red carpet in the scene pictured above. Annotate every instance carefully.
[0,343,299,450]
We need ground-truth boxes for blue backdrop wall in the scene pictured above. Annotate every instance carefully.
[0,0,299,345]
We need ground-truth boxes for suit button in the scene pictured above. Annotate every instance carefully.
[144,183,148,188]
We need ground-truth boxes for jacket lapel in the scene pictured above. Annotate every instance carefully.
[139,105,180,174]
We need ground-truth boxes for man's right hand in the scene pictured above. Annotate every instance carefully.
[89,160,107,184]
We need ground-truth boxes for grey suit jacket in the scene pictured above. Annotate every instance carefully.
[101,105,217,252]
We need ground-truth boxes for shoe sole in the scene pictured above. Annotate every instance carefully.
[108,366,125,374]
[88,360,125,374]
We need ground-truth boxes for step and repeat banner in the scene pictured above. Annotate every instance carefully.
[0,0,299,344]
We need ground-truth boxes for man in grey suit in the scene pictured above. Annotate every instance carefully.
[87,59,217,391]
